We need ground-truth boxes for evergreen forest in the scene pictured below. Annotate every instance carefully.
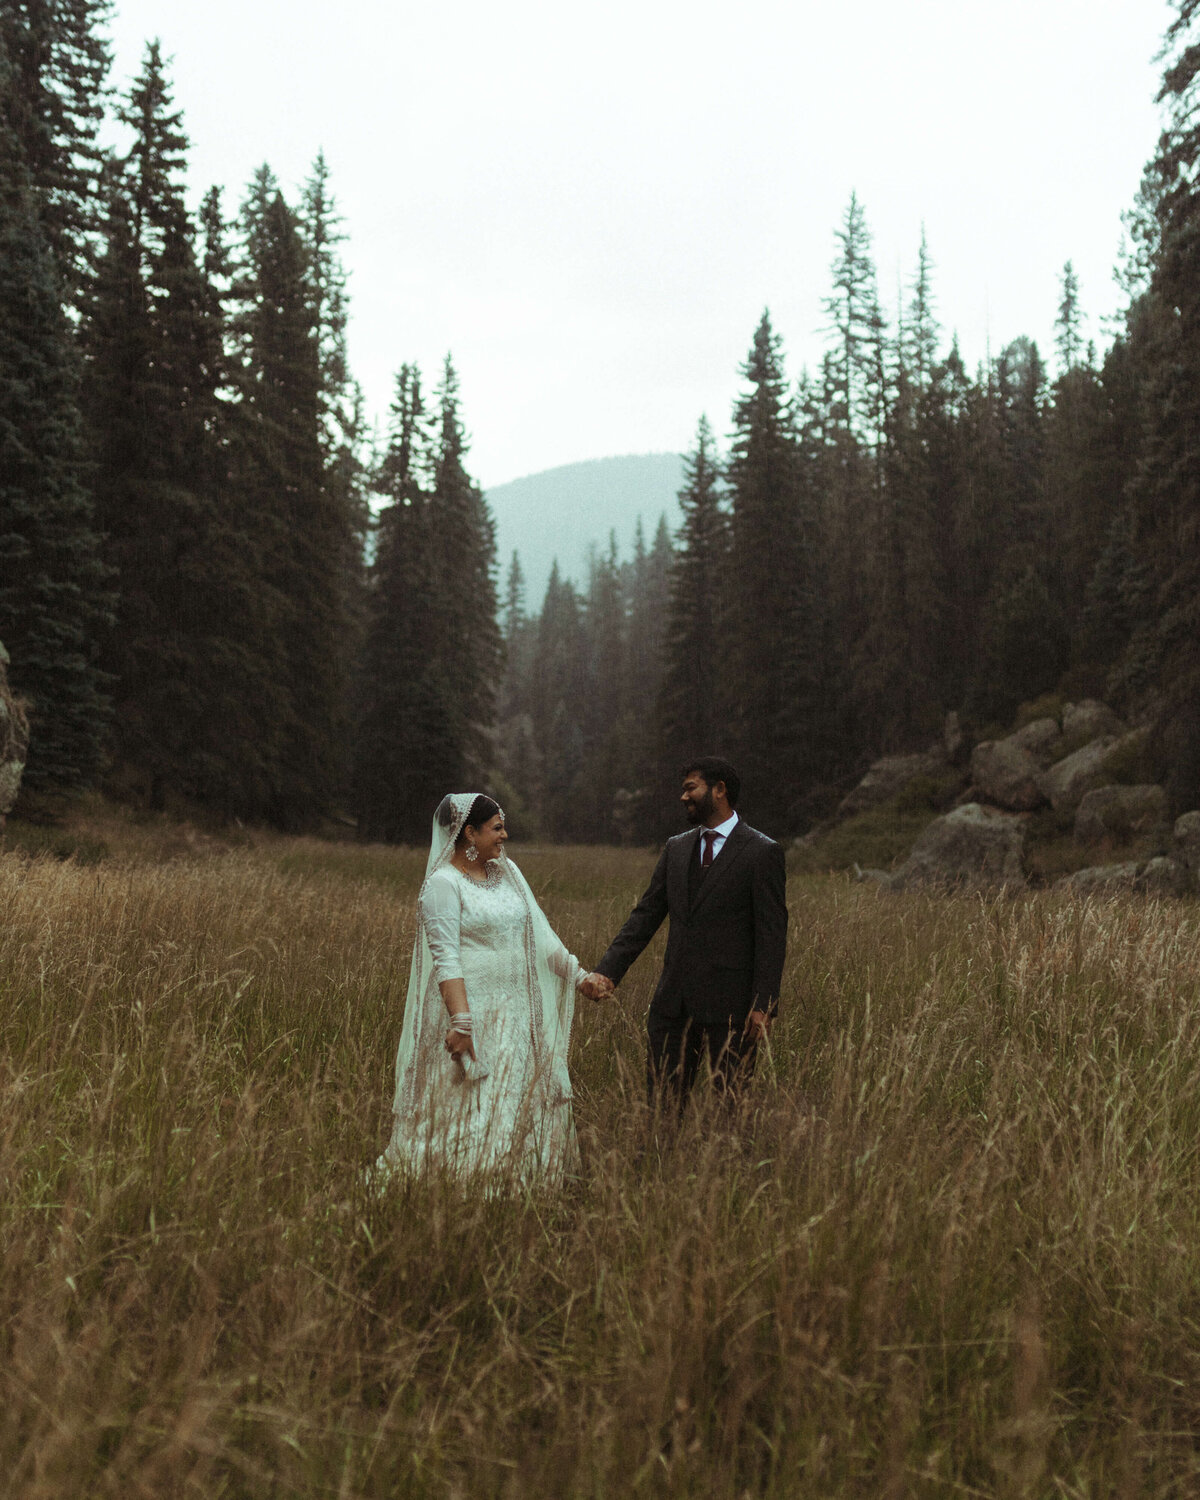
[4,1,1200,844]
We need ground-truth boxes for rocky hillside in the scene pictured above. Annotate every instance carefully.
[795,697,1200,895]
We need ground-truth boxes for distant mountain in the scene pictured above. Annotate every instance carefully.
[486,452,685,604]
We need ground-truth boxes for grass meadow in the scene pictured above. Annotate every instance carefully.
[3,816,1200,1497]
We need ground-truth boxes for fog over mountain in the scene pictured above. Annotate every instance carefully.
[487,453,686,601]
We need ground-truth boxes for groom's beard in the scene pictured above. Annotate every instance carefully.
[685,787,714,825]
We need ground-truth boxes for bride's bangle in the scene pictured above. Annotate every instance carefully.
[449,1012,473,1033]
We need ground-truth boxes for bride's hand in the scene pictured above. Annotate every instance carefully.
[445,1027,476,1062]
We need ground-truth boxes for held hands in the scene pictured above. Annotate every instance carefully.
[742,1009,771,1046]
[578,971,614,1002]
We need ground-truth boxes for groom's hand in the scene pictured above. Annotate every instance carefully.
[579,972,614,1001]
[743,1009,771,1046]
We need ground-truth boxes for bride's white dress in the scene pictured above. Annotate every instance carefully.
[379,856,583,1182]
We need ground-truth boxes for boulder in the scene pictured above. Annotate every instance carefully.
[1059,862,1143,895]
[838,750,945,818]
[1074,784,1169,844]
[970,738,1046,811]
[1037,735,1119,812]
[0,641,29,827]
[1009,716,1063,767]
[1139,856,1193,897]
[1174,811,1200,873]
[888,803,1026,891]
[944,711,965,762]
[1062,699,1126,743]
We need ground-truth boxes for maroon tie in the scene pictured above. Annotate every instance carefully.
[702,830,716,869]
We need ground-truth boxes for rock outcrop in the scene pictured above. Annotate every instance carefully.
[1060,862,1143,895]
[808,692,1187,897]
[970,738,1046,811]
[888,803,1026,891]
[837,750,946,818]
[1074,784,1169,844]
[1037,735,1120,812]
[0,641,29,826]
[1009,716,1063,766]
[1174,811,1200,873]
[1140,856,1193,897]
[1062,699,1126,744]
[1058,857,1193,897]
[943,711,965,762]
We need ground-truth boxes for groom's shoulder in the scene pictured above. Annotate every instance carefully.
[738,822,783,855]
[662,829,694,856]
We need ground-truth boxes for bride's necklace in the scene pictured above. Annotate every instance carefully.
[451,854,503,888]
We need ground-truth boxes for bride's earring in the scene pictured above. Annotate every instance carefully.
[465,843,479,863]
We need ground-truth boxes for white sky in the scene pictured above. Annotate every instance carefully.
[106,0,1169,489]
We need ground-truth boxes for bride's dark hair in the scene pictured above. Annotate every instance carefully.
[460,794,502,839]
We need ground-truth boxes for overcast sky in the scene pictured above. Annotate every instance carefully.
[106,0,1169,489]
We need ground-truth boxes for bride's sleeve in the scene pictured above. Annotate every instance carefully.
[544,931,585,989]
[509,860,584,989]
[419,876,464,985]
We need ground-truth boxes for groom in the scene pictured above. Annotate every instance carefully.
[582,757,787,1108]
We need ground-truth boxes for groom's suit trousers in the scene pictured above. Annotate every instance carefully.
[646,1010,755,1111]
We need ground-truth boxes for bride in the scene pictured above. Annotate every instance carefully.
[376,792,605,1184]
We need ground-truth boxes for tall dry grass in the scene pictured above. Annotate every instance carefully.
[3,832,1200,1497]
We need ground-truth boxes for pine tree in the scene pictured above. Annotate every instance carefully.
[354,365,448,840]
[299,152,355,453]
[1080,505,1141,671]
[0,0,112,306]
[627,513,672,728]
[571,535,628,840]
[227,171,330,821]
[823,192,887,444]
[903,228,940,389]
[1124,0,1200,803]
[83,44,186,799]
[354,359,496,840]
[856,350,946,750]
[818,208,881,735]
[659,416,727,762]
[920,343,979,712]
[173,185,287,813]
[994,336,1049,569]
[428,355,501,779]
[0,42,111,795]
[965,338,1067,722]
[726,313,826,822]
[1055,261,1085,374]
[1045,317,1128,648]
[493,549,540,825]
[298,153,367,567]
[1066,321,1152,685]
[80,44,260,809]
[502,551,526,645]
[530,563,586,839]
[298,152,368,783]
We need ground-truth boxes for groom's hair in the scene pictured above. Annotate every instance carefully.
[682,757,741,807]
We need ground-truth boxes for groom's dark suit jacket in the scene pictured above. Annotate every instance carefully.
[595,820,788,1026]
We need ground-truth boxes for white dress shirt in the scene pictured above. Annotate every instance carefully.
[699,810,739,862]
